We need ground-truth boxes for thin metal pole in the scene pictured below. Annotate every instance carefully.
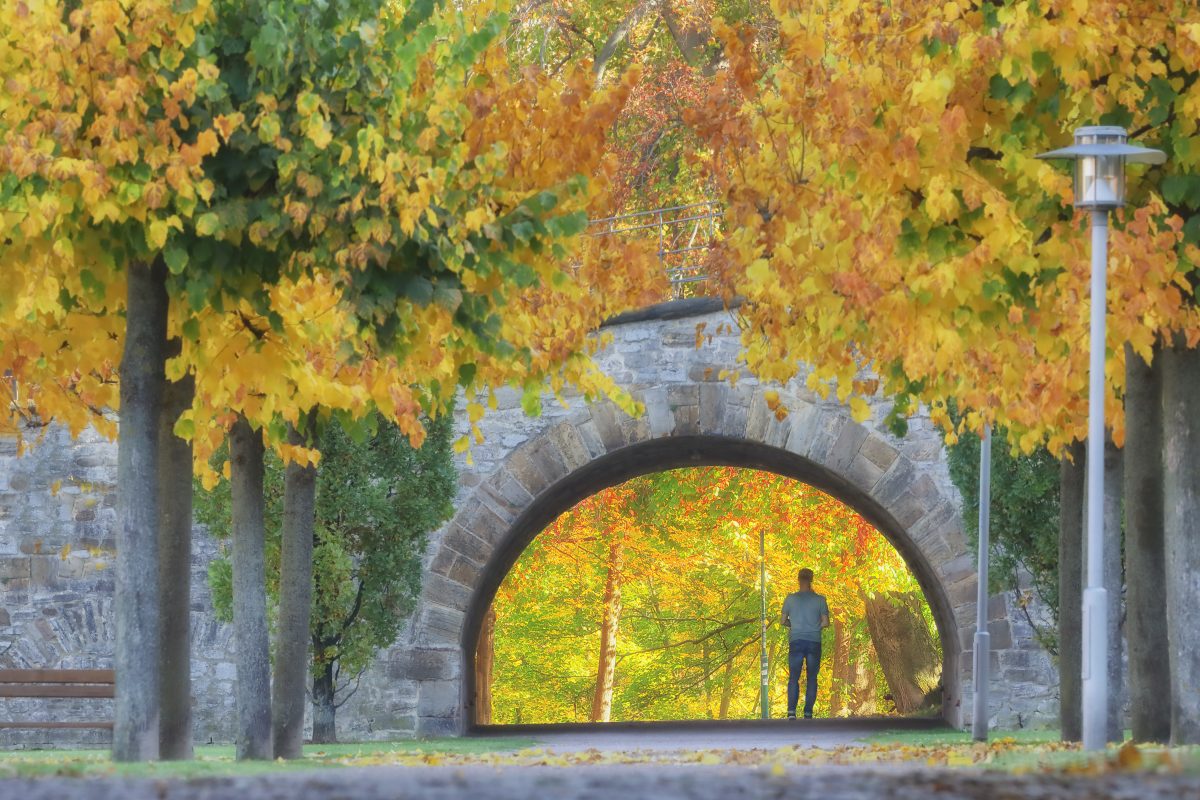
[972,425,992,741]
[1082,209,1110,752]
[760,527,769,720]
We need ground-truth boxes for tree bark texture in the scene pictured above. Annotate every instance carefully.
[1058,442,1085,742]
[312,663,337,744]
[1103,438,1125,743]
[590,534,626,723]
[1123,345,1172,743]
[113,259,168,762]
[718,659,734,720]
[830,619,851,717]
[272,421,318,759]
[230,417,273,760]
[852,641,879,714]
[863,592,940,714]
[475,605,496,725]
[157,361,194,760]
[1162,338,1200,744]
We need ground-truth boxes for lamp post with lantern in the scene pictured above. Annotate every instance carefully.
[1036,126,1166,752]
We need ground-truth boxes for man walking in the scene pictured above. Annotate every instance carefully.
[781,567,830,719]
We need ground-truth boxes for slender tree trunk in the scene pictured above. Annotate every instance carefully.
[1162,337,1200,744]
[830,619,849,717]
[718,659,734,720]
[1058,442,1085,742]
[1124,345,1172,743]
[272,419,317,759]
[1103,439,1125,743]
[311,662,337,744]
[475,605,496,725]
[863,592,940,714]
[590,535,625,723]
[702,641,713,719]
[230,417,272,760]
[157,359,194,760]
[113,259,168,762]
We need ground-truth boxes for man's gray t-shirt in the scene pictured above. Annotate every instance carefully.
[782,591,829,642]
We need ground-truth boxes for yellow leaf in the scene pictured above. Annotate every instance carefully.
[849,396,871,423]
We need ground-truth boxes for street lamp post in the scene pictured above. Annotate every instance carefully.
[973,425,992,742]
[1037,126,1166,752]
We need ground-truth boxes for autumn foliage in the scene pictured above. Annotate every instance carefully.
[482,467,940,723]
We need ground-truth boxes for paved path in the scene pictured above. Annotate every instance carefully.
[486,716,938,753]
[4,764,1197,800]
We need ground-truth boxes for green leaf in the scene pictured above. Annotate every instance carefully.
[165,244,190,274]
[196,213,222,237]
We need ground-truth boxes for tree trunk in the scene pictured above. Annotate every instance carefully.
[863,592,940,714]
[1123,344,1172,743]
[718,659,734,720]
[272,419,317,759]
[1103,438,1125,743]
[230,417,272,760]
[852,642,878,714]
[1162,337,1200,744]
[113,259,168,762]
[590,534,625,723]
[157,359,194,760]
[830,619,850,717]
[1058,441,1085,742]
[475,605,496,725]
[311,662,337,744]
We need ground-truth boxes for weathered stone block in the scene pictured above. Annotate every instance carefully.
[423,574,472,612]
[698,383,726,434]
[987,620,1013,650]
[781,403,822,457]
[640,386,673,438]
[825,421,868,474]
[459,501,509,549]
[549,422,590,472]
[504,448,553,497]
[448,557,481,588]
[417,680,461,718]
[388,649,459,682]
[527,438,570,487]
[0,557,30,580]
[439,525,489,568]
[671,403,699,436]
[589,403,627,453]
[845,452,886,494]
[859,435,900,471]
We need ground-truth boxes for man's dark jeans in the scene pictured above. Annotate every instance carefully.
[787,638,821,718]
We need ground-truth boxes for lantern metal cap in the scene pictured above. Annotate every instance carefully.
[1036,125,1166,164]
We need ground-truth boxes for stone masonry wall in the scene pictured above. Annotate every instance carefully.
[0,307,1060,747]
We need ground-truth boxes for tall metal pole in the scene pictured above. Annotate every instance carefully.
[760,526,769,720]
[1082,209,1110,751]
[972,426,992,741]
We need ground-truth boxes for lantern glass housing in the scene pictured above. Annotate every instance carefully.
[1074,128,1125,209]
[1036,125,1166,211]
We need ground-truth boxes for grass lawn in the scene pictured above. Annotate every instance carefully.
[0,736,536,780]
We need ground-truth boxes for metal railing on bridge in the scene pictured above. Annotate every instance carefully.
[588,201,722,298]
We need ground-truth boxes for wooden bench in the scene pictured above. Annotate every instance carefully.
[0,669,115,731]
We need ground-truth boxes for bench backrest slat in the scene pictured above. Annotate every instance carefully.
[0,669,115,684]
[0,684,115,698]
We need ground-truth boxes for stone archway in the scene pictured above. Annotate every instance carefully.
[341,308,1060,738]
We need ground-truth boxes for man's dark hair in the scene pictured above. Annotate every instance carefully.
[798,568,814,583]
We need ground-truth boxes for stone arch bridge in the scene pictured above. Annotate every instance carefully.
[346,298,1058,738]
[0,300,1058,746]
